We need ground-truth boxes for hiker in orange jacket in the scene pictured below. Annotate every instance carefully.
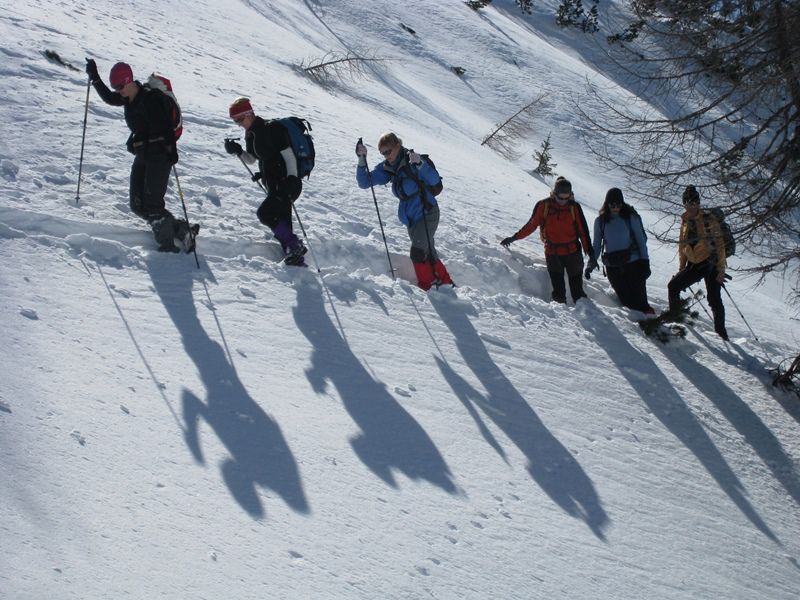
[501,177,595,303]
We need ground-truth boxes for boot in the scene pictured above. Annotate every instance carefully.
[149,213,179,252]
[284,237,307,266]
[413,261,435,291]
[174,220,199,253]
[433,260,454,287]
[712,306,729,340]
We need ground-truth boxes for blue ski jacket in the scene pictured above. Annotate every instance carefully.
[592,212,649,263]
[356,148,441,227]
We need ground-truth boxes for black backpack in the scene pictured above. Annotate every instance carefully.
[706,207,736,257]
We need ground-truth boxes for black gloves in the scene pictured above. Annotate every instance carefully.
[85,58,99,83]
[251,171,262,182]
[355,138,367,167]
[641,259,651,279]
[584,257,598,280]
[500,236,516,248]
[224,139,243,156]
[278,175,302,201]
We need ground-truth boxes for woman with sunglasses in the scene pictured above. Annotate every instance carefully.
[355,133,453,290]
[666,185,729,339]
[501,177,595,304]
[586,188,655,315]
[85,59,193,253]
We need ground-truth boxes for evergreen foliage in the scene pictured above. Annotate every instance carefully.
[533,133,557,176]
[556,0,600,33]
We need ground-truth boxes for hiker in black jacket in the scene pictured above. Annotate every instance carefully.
[85,59,193,252]
[224,97,306,266]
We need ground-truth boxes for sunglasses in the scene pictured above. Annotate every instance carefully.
[608,201,622,208]
[113,83,126,91]
[233,116,247,124]
[380,147,394,157]
[557,194,571,201]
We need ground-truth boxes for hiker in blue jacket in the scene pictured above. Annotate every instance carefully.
[355,132,453,290]
[585,188,655,314]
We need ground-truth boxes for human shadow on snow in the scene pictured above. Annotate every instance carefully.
[658,342,800,510]
[429,294,610,540]
[146,258,309,519]
[575,306,779,543]
[293,278,457,494]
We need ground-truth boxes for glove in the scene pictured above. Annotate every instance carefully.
[85,58,99,82]
[251,171,262,182]
[408,151,422,165]
[641,259,651,279]
[356,139,367,167]
[500,236,515,248]
[224,139,243,156]
[584,257,598,280]
[278,175,302,201]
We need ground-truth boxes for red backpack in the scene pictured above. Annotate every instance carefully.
[145,73,183,141]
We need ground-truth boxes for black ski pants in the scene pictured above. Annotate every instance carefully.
[607,259,650,312]
[668,260,725,330]
[257,192,293,230]
[130,149,180,249]
[546,250,585,304]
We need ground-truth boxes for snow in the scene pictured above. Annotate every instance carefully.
[1,0,799,598]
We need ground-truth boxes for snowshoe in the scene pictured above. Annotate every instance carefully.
[177,223,200,254]
[284,239,307,266]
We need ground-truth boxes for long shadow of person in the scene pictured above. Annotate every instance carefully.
[429,295,609,540]
[658,342,800,509]
[574,305,779,542]
[293,278,457,494]
[690,330,800,428]
[146,258,309,519]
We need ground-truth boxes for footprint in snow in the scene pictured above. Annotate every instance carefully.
[1,159,19,181]
[70,430,86,446]
[0,400,11,413]
[394,386,411,397]
[19,307,38,320]
[239,286,256,299]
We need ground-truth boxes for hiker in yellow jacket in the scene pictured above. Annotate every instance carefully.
[667,185,729,340]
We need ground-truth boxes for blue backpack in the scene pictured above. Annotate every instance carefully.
[274,117,316,178]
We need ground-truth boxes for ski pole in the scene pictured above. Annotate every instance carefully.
[721,284,759,342]
[360,138,395,280]
[172,165,200,269]
[721,284,776,364]
[230,144,321,273]
[76,77,91,205]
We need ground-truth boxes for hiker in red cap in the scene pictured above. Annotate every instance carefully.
[85,58,195,253]
[224,97,307,265]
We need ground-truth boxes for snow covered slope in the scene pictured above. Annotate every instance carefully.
[1,1,799,598]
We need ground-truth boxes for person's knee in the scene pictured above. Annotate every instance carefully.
[410,246,428,264]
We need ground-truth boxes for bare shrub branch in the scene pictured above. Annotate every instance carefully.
[481,95,545,160]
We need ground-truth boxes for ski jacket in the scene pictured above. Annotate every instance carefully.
[356,148,442,226]
[91,79,177,161]
[243,117,298,196]
[513,196,594,258]
[592,212,649,264]
[678,209,726,272]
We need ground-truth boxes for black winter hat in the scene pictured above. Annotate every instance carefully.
[682,185,700,204]
[605,188,624,206]
[554,178,572,196]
